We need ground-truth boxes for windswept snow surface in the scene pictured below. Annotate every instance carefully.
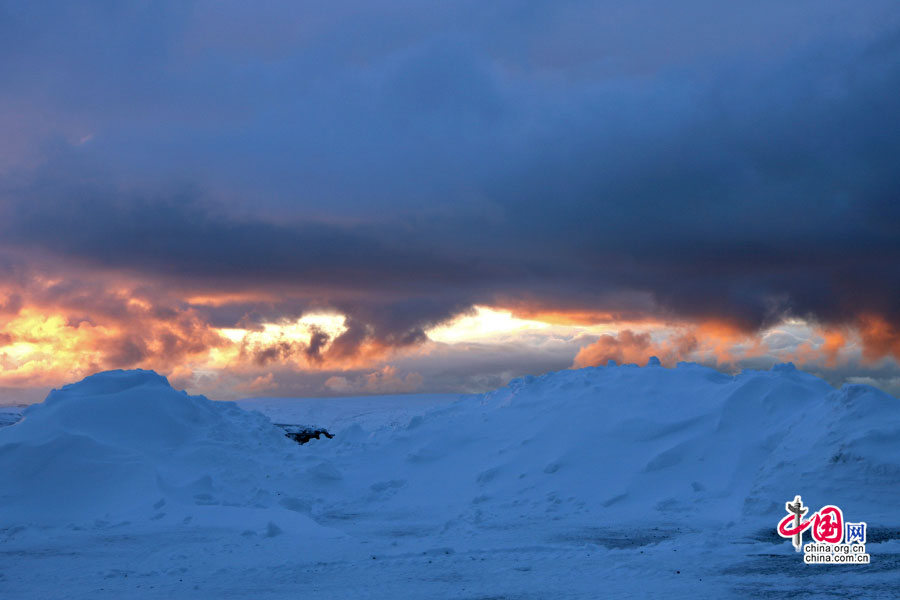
[1,364,899,598]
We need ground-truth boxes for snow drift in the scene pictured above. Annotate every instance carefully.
[0,370,319,532]
[293,361,900,539]
[1,362,897,538]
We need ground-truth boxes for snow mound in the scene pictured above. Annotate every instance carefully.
[298,362,900,535]
[0,370,303,527]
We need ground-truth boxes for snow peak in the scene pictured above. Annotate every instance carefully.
[777,495,870,564]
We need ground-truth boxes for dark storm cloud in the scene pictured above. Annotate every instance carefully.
[4,186,474,286]
[1,1,899,358]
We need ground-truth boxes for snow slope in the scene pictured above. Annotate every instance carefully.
[0,370,336,539]
[1,363,898,598]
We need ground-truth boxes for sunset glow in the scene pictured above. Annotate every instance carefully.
[426,306,552,343]
[219,314,348,351]
[0,290,887,402]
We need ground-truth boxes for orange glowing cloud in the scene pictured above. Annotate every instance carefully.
[0,297,229,390]
[789,327,849,368]
[570,318,865,373]
[0,257,445,396]
[855,314,900,364]
[572,328,699,368]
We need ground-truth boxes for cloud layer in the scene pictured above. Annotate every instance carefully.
[1,1,899,398]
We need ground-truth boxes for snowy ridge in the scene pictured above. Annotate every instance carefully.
[295,361,899,538]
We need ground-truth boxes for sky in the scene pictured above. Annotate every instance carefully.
[1,1,899,402]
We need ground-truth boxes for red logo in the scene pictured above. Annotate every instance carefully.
[778,496,844,550]
[811,506,843,543]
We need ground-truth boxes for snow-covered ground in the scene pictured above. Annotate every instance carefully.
[237,392,468,433]
[1,364,899,598]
